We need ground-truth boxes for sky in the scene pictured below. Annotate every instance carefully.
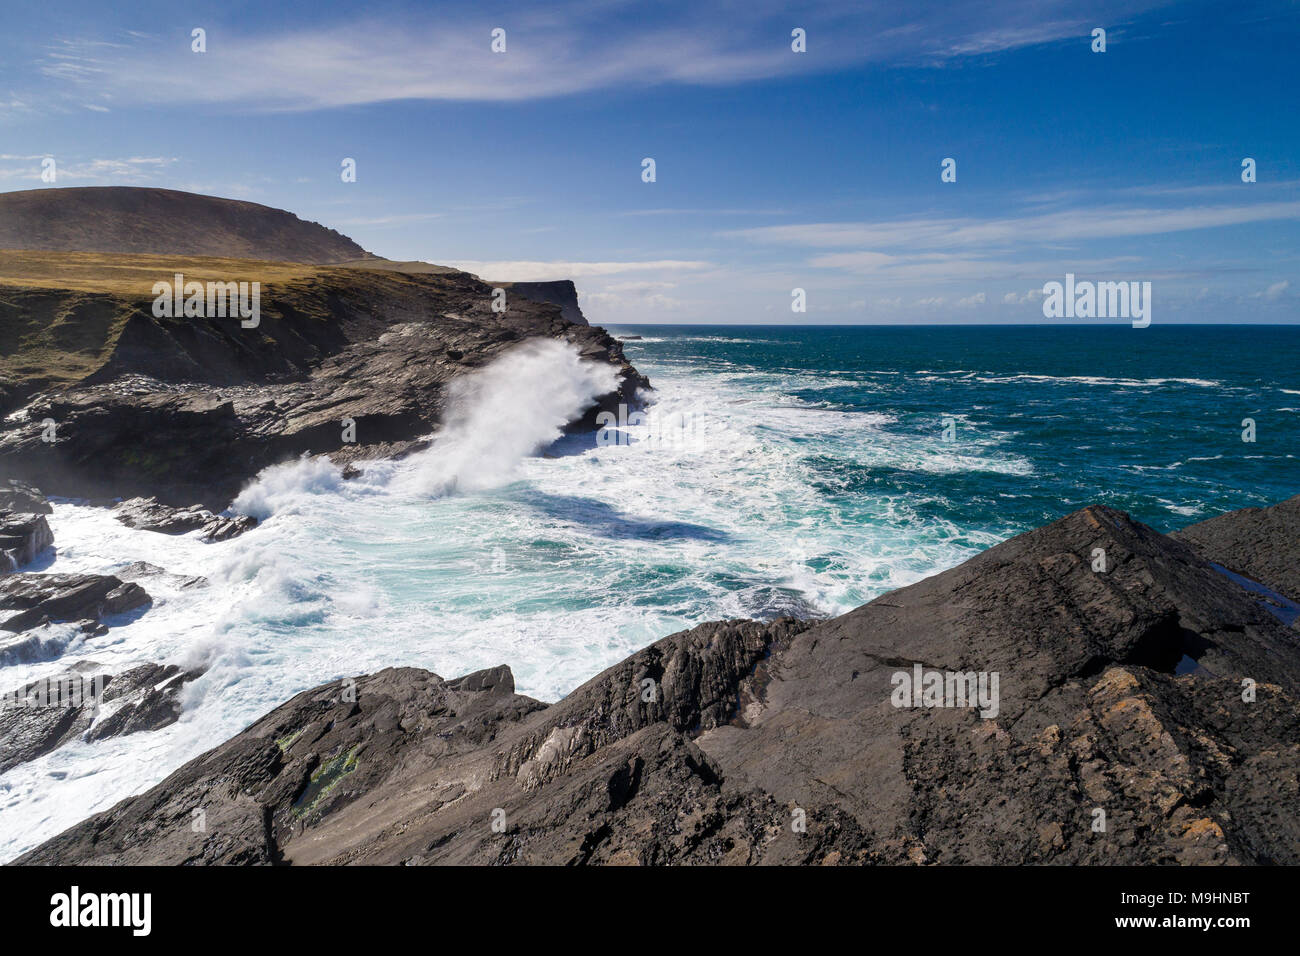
[1,0,1297,325]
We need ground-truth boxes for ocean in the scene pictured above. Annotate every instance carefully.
[1,323,1296,860]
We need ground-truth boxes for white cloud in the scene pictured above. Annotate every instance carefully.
[444,260,711,281]
[725,201,1300,250]
[29,1,1167,111]
[333,212,443,227]
[1252,279,1291,301]
[0,155,176,184]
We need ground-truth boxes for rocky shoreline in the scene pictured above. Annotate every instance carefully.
[2,187,1295,866]
[0,255,647,510]
[8,493,1298,865]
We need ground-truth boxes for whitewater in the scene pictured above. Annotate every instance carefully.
[3,323,1294,861]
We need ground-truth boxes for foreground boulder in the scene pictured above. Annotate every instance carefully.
[0,661,204,774]
[17,503,1300,866]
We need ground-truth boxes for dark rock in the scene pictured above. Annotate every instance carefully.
[0,266,649,510]
[492,280,588,326]
[84,663,204,743]
[0,478,52,515]
[113,497,211,534]
[1175,494,1300,603]
[201,514,257,542]
[0,661,203,773]
[17,504,1300,866]
[0,511,53,572]
[0,573,150,634]
[113,497,257,542]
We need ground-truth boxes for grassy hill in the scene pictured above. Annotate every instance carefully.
[0,187,373,263]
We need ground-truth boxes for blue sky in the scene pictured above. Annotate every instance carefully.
[1,0,1297,324]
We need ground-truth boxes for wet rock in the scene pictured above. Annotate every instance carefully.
[18,503,1300,866]
[113,497,257,542]
[0,511,53,572]
[84,663,204,743]
[0,661,204,773]
[0,479,51,515]
[1175,493,1300,602]
[201,513,258,542]
[0,573,150,633]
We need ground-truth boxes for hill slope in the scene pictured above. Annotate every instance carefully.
[0,187,372,263]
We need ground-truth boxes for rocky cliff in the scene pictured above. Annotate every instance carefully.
[16,495,1299,866]
[0,250,646,508]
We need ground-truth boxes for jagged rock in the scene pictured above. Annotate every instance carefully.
[84,663,204,743]
[115,561,207,590]
[0,261,649,510]
[0,478,51,515]
[491,280,587,326]
[201,514,258,542]
[113,497,257,542]
[113,498,212,534]
[0,661,204,773]
[0,511,53,572]
[0,572,150,634]
[17,504,1300,866]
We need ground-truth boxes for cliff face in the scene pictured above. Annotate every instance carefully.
[17,497,1299,866]
[0,188,636,507]
[0,251,648,508]
[0,187,372,264]
[496,280,587,326]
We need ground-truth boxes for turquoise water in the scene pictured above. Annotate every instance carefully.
[617,324,1299,531]
[2,322,1296,860]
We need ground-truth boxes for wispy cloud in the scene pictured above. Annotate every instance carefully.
[725,201,1300,251]
[333,212,443,227]
[443,259,712,281]
[1252,279,1291,300]
[0,155,176,184]
[28,1,1166,111]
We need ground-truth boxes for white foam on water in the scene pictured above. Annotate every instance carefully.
[395,338,620,497]
[0,339,1020,861]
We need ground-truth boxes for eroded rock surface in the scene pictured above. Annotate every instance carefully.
[0,573,150,634]
[0,265,649,509]
[1175,493,1300,603]
[0,661,204,774]
[113,497,257,542]
[18,504,1299,866]
[0,479,51,515]
[0,511,52,572]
